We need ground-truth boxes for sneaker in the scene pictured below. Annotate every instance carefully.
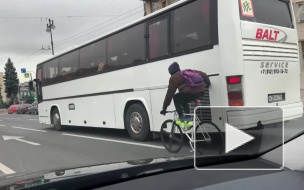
[176,118,185,126]
[176,118,182,125]
[184,121,193,131]
[176,118,186,128]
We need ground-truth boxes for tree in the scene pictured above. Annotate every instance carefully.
[8,94,17,105]
[0,84,3,108]
[4,58,19,99]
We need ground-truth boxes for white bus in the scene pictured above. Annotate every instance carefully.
[36,0,303,141]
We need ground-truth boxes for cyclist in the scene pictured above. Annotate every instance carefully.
[160,62,211,130]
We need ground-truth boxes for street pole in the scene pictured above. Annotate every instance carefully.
[50,28,54,55]
[46,19,56,55]
[28,72,36,103]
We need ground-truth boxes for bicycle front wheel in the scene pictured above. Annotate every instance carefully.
[160,119,184,153]
[195,121,224,156]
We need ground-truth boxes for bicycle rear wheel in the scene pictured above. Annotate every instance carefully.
[195,121,224,155]
[160,119,184,153]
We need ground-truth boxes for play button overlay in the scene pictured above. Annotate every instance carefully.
[225,123,254,153]
[194,106,284,170]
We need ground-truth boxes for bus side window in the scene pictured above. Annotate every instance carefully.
[80,39,106,75]
[58,50,79,82]
[172,0,211,53]
[148,18,168,59]
[43,58,59,85]
[107,23,145,70]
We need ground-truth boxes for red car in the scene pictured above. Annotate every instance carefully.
[8,104,19,114]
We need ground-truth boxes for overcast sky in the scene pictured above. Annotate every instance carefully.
[0,0,144,82]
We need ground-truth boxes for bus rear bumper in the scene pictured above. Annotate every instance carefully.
[227,102,303,129]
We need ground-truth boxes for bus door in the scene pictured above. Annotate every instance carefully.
[36,66,43,103]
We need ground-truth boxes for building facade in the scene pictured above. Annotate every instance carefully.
[292,0,304,88]
[142,0,180,15]
[0,72,7,103]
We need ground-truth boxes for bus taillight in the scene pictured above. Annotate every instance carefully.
[227,76,243,106]
[227,76,242,84]
[229,99,244,106]
[228,92,242,99]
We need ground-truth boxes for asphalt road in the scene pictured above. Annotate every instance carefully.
[0,112,303,177]
[0,113,192,177]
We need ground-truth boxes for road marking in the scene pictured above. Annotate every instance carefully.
[0,125,5,127]
[11,126,47,133]
[2,135,40,146]
[0,163,15,174]
[27,119,39,121]
[6,118,21,120]
[0,120,3,121]
[62,133,165,149]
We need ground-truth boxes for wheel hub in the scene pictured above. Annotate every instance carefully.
[130,112,143,134]
[53,113,60,126]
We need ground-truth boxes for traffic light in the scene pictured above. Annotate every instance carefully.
[29,81,34,91]
[34,97,37,100]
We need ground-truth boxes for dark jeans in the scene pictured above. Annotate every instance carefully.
[173,92,203,118]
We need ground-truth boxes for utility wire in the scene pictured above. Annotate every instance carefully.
[14,6,143,66]
[54,9,143,48]
[54,5,143,47]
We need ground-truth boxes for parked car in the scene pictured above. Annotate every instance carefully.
[8,104,19,114]
[28,102,38,115]
[17,104,31,114]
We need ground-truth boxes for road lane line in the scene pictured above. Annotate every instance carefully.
[14,138,41,146]
[27,119,39,121]
[62,133,165,149]
[0,120,3,121]
[6,118,21,120]
[0,125,5,126]
[0,163,15,174]
[3,135,40,146]
[11,126,47,133]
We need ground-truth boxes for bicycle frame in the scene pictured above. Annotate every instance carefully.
[170,111,212,151]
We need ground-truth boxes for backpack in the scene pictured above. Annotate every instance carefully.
[180,69,204,87]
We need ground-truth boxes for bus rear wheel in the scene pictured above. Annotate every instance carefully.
[125,103,151,141]
[52,108,65,131]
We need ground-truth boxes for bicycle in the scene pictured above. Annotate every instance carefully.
[160,106,224,155]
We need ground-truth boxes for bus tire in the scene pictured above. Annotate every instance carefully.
[52,108,65,131]
[125,103,151,141]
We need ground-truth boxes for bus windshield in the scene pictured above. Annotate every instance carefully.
[239,0,294,28]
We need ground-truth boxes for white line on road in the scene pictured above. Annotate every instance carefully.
[2,135,40,146]
[0,125,5,126]
[11,126,47,133]
[6,118,21,120]
[62,133,165,149]
[0,120,3,121]
[27,119,39,121]
[0,162,15,174]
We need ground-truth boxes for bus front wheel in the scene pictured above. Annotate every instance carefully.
[52,108,65,131]
[125,103,151,141]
